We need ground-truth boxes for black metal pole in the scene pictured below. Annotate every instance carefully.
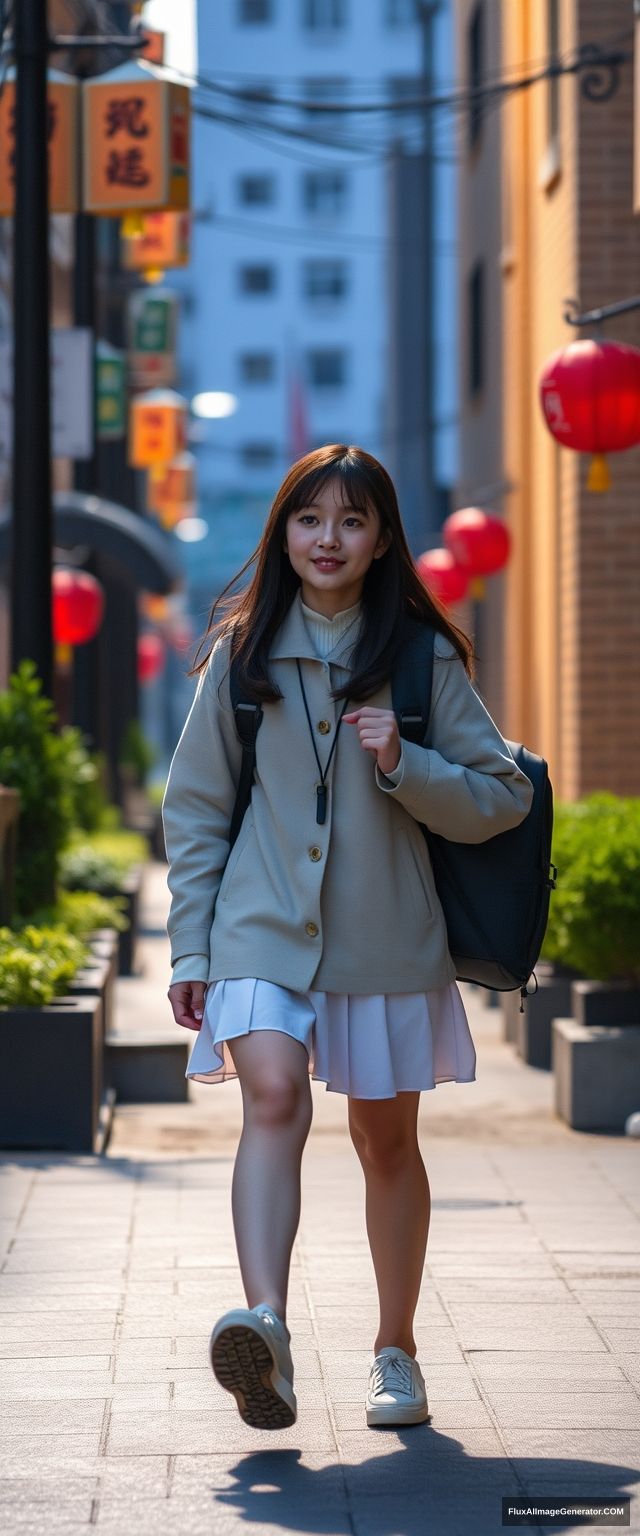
[11,0,53,693]
[73,212,98,494]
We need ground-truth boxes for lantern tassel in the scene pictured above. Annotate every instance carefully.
[587,453,610,492]
[469,575,486,600]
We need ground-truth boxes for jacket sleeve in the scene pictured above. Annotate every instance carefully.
[162,635,243,965]
[170,953,210,985]
[375,633,534,843]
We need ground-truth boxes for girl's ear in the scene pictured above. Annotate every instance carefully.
[374,528,392,559]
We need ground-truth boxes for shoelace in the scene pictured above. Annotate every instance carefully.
[370,1352,414,1397]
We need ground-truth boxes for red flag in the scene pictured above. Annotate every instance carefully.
[287,343,309,462]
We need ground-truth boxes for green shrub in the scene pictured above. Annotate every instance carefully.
[0,923,89,1007]
[56,728,111,833]
[0,660,76,913]
[541,792,640,983]
[59,828,148,893]
[24,889,130,938]
[147,779,166,809]
[119,719,157,788]
[59,846,125,893]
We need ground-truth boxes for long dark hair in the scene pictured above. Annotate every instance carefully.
[188,444,475,705]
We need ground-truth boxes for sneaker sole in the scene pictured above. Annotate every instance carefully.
[209,1314,297,1430]
[366,1399,430,1427]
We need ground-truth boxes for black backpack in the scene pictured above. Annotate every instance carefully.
[228,623,557,1013]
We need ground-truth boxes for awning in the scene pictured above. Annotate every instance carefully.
[0,491,182,594]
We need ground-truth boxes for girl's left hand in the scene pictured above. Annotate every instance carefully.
[343,707,401,776]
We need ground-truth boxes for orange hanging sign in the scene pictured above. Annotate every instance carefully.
[129,389,188,468]
[121,210,190,271]
[0,68,79,215]
[146,451,196,513]
[82,61,190,215]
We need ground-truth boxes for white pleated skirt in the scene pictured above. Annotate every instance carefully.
[185,976,477,1099]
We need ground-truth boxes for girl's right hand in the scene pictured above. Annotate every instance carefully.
[167,980,207,1032]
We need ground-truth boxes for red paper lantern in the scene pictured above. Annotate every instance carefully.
[416,548,469,606]
[137,631,166,683]
[442,508,510,600]
[539,338,640,491]
[52,568,105,645]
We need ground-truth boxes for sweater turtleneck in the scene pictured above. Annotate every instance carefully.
[299,596,363,659]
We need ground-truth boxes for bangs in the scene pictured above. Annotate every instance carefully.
[286,453,375,518]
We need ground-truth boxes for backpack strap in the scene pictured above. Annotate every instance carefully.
[391,620,436,746]
[228,652,263,851]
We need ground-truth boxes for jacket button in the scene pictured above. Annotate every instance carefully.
[305,921,319,937]
[317,719,331,734]
[308,846,322,861]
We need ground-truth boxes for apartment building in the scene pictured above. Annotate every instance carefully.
[170,0,457,593]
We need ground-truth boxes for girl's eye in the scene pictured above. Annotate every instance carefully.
[298,514,362,526]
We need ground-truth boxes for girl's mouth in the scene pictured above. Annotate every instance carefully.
[313,560,344,570]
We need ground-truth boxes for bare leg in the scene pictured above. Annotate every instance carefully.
[226,1030,313,1327]
[348,1091,430,1357]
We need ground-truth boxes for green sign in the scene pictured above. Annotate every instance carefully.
[132,297,172,354]
[96,343,125,440]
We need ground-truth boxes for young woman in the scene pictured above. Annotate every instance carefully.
[163,444,534,1433]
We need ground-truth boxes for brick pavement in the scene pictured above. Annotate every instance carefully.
[1,862,639,1535]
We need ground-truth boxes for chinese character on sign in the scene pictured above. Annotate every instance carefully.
[105,96,149,139]
[106,149,150,189]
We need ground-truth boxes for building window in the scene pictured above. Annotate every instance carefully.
[237,173,276,206]
[384,0,416,25]
[303,259,348,300]
[468,2,484,150]
[302,0,346,30]
[239,352,276,382]
[468,260,484,397]
[238,0,273,22]
[302,169,348,217]
[241,442,277,466]
[238,264,276,294]
[306,349,346,387]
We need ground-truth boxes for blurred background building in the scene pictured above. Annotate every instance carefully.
[164,0,459,643]
[455,0,640,797]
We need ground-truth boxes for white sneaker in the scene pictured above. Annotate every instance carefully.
[209,1303,297,1429]
[366,1345,430,1427]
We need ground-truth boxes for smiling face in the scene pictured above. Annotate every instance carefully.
[283,477,391,618]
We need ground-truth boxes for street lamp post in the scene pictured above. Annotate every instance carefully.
[11,0,53,695]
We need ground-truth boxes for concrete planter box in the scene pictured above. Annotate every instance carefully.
[0,993,105,1151]
[105,1034,190,1103]
[571,979,640,1028]
[553,1016,640,1132]
[94,866,144,977]
[501,961,581,1054]
[68,955,113,1048]
[516,972,578,1070]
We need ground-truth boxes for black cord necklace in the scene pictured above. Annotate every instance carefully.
[296,659,350,825]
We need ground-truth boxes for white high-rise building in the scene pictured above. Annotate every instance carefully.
[169,0,457,594]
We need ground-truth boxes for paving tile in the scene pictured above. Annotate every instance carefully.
[106,1407,337,1455]
[484,1391,640,1430]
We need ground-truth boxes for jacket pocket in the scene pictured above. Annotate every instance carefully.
[220,811,254,903]
[399,826,434,924]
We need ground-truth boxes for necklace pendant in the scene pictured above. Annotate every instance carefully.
[316,783,327,825]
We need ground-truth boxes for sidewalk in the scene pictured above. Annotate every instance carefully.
[1,862,639,1535]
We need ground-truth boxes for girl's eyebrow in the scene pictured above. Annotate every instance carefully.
[303,502,370,517]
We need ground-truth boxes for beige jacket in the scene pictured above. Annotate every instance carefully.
[162,586,535,993]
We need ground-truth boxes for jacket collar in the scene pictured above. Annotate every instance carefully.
[269,586,363,667]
